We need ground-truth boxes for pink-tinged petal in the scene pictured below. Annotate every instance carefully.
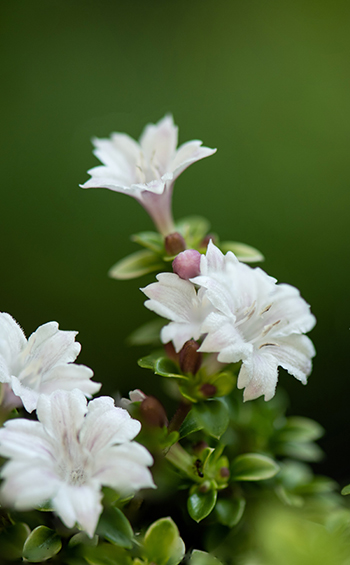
[131,178,166,195]
[94,443,155,494]
[238,352,279,402]
[170,140,217,180]
[39,364,101,397]
[80,398,141,453]
[36,389,87,442]
[0,419,53,460]
[51,483,103,538]
[142,273,200,323]
[0,313,26,363]
[93,133,139,176]
[139,114,178,172]
[0,461,59,509]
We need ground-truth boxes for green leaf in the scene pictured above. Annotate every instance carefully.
[22,526,62,562]
[0,522,30,561]
[215,497,246,528]
[192,399,229,439]
[210,371,236,397]
[276,441,324,462]
[83,543,132,565]
[109,250,164,280]
[219,241,264,262]
[138,353,188,380]
[131,231,164,253]
[127,318,165,346]
[188,487,217,522]
[179,410,204,439]
[143,517,185,565]
[231,453,280,481]
[341,483,350,496]
[275,416,324,442]
[96,506,133,549]
[293,476,337,495]
[189,549,224,565]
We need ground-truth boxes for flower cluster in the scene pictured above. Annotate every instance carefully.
[142,241,316,401]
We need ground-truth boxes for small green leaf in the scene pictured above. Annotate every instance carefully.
[192,399,229,439]
[131,231,164,253]
[215,497,246,528]
[0,522,30,561]
[127,318,165,346]
[179,410,204,439]
[341,483,350,496]
[231,453,279,481]
[210,371,236,397]
[96,506,133,549]
[189,549,224,565]
[176,216,211,246]
[138,353,188,380]
[22,526,62,562]
[293,476,337,495]
[109,250,164,280]
[144,517,185,565]
[83,543,132,565]
[188,487,217,522]
[219,241,264,262]
[275,416,324,442]
[276,441,324,462]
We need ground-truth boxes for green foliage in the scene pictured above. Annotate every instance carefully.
[22,525,62,562]
[214,497,246,528]
[0,521,30,561]
[188,549,224,565]
[231,453,280,481]
[188,486,218,522]
[96,506,134,549]
[143,517,185,565]
[109,249,164,280]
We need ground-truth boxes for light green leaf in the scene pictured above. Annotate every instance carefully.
[127,318,165,346]
[215,497,246,528]
[341,483,350,496]
[192,399,229,439]
[144,517,185,565]
[189,549,224,565]
[293,476,337,495]
[275,416,324,442]
[276,441,324,462]
[109,250,164,280]
[176,216,211,246]
[96,506,133,549]
[210,371,236,397]
[131,231,164,253]
[22,526,62,562]
[188,487,217,522]
[231,453,280,481]
[220,241,264,262]
[0,522,30,561]
[83,543,132,565]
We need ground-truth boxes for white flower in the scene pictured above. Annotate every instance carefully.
[80,114,216,235]
[193,242,316,401]
[141,273,214,352]
[0,389,155,537]
[0,313,101,413]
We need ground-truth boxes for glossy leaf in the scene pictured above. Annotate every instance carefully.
[215,497,246,528]
[143,517,185,565]
[192,399,229,439]
[231,453,279,481]
[96,506,133,548]
[138,353,187,380]
[22,526,62,562]
[189,549,224,565]
[219,241,264,262]
[109,249,164,280]
[179,410,204,438]
[0,522,30,561]
[83,543,132,565]
[188,486,217,522]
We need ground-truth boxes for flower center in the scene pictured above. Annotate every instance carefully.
[135,150,161,183]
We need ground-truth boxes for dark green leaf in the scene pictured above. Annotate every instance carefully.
[143,517,185,565]
[215,497,246,528]
[179,410,204,439]
[188,487,217,522]
[96,506,133,549]
[22,526,62,562]
[192,399,229,439]
[0,522,30,561]
[109,250,164,280]
[231,453,279,481]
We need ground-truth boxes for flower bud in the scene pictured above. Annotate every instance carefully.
[140,395,168,428]
[201,234,216,249]
[219,467,230,478]
[172,249,201,280]
[200,383,217,398]
[179,340,202,375]
[164,232,186,256]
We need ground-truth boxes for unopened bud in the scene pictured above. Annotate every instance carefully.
[172,249,201,280]
[200,383,217,398]
[220,467,230,478]
[164,232,186,256]
[179,340,202,375]
[164,341,178,363]
[140,396,168,428]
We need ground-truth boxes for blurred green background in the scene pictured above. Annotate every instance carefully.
[1,0,349,481]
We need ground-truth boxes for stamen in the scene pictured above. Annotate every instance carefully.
[259,342,279,349]
[236,301,256,327]
[261,319,281,337]
[260,303,272,315]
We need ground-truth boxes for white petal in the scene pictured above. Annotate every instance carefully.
[271,334,315,384]
[80,398,141,454]
[238,352,279,401]
[161,321,203,352]
[93,133,139,179]
[0,460,59,509]
[0,313,26,364]
[139,114,178,173]
[0,419,53,460]
[199,312,251,362]
[39,364,101,397]
[36,389,87,442]
[9,376,40,413]
[51,483,102,538]
[170,140,216,179]
[142,273,199,323]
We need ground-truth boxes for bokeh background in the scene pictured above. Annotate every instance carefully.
[1,0,349,482]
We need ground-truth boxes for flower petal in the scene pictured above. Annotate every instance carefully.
[170,140,216,179]
[51,483,102,538]
[36,389,88,443]
[139,114,178,173]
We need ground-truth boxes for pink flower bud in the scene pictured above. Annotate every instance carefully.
[172,249,201,280]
